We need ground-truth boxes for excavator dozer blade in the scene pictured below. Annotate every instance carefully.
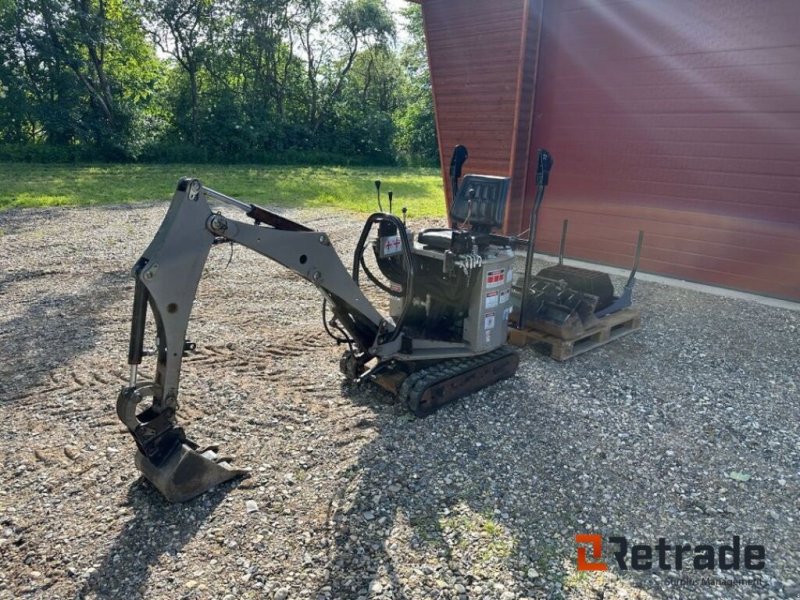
[135,444,248,503]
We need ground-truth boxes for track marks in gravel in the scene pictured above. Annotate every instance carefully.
[184,329,336,394]
[13,368,125,404]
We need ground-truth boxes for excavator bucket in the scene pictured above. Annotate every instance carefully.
[135,443,247,503]
[117,383,248,502]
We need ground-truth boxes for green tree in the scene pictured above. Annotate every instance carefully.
[138,0,217,144]
[313,0,394,134]
[0,1,33,143]
[1,0,164,157]
[393,3,437,164]
[0,0,438,164]
[229,0,305,151]
[334,45,404,161]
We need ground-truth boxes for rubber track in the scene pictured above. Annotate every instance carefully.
[398,346,519,416]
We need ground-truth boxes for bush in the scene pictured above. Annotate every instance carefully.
[0,143,102,163]
[135,143,392,166]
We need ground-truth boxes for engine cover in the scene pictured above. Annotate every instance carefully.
[385,240,515,354]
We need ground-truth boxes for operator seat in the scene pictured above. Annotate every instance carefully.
[417,174,511,251]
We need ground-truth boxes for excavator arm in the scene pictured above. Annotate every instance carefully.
[117,178,400,501]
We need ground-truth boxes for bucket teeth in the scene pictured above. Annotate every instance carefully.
[135,443,249,503]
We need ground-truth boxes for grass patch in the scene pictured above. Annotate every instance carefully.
[0,163,446,217]
[410,515,444,546]
[559,560,611,595]
[438,508,517,568]
[562,570,589,589]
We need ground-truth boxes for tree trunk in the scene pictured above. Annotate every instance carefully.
[313,36,358,135]
[189,67,199,145]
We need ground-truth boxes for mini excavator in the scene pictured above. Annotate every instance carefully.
[117,146,540,502]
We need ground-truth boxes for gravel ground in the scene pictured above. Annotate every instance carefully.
[0,200,798,600]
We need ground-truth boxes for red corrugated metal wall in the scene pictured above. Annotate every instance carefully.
[522,0,800,300]
[420,0,532,211]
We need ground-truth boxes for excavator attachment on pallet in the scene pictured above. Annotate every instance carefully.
[515,150,644,331]
[515,222,644,330]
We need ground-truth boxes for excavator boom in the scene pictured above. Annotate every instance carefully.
[118,178,398,501]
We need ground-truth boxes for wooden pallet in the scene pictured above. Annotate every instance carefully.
[508,308,641,361]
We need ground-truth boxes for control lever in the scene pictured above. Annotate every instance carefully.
[374,180,384,212]
[388,191,393,214]
[518,148,554,329]
[448,145,469,226]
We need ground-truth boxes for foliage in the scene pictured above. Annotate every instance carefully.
[0,0,438,165]
[393,3,437,164]
[0,0,163,157]
[0,162,446,216]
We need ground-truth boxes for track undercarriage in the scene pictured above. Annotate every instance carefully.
[367,346,520,416]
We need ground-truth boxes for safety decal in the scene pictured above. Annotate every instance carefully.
[506,268,514,283]
[499,289,510,305]
[484,311,496,330]
[485,291,499,309]
[486,269,505,289]
[382,235,402,256]
[503,307,511,323]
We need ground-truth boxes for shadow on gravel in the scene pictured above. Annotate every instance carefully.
[0,269,128,403]
[80,478,234,599]
[323,380,649,599]
[320,296,799,599]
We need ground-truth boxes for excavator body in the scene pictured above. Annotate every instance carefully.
[116,148,521,502]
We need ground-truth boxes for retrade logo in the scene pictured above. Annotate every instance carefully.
[575,534,607,571]
[576,535,765,572]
